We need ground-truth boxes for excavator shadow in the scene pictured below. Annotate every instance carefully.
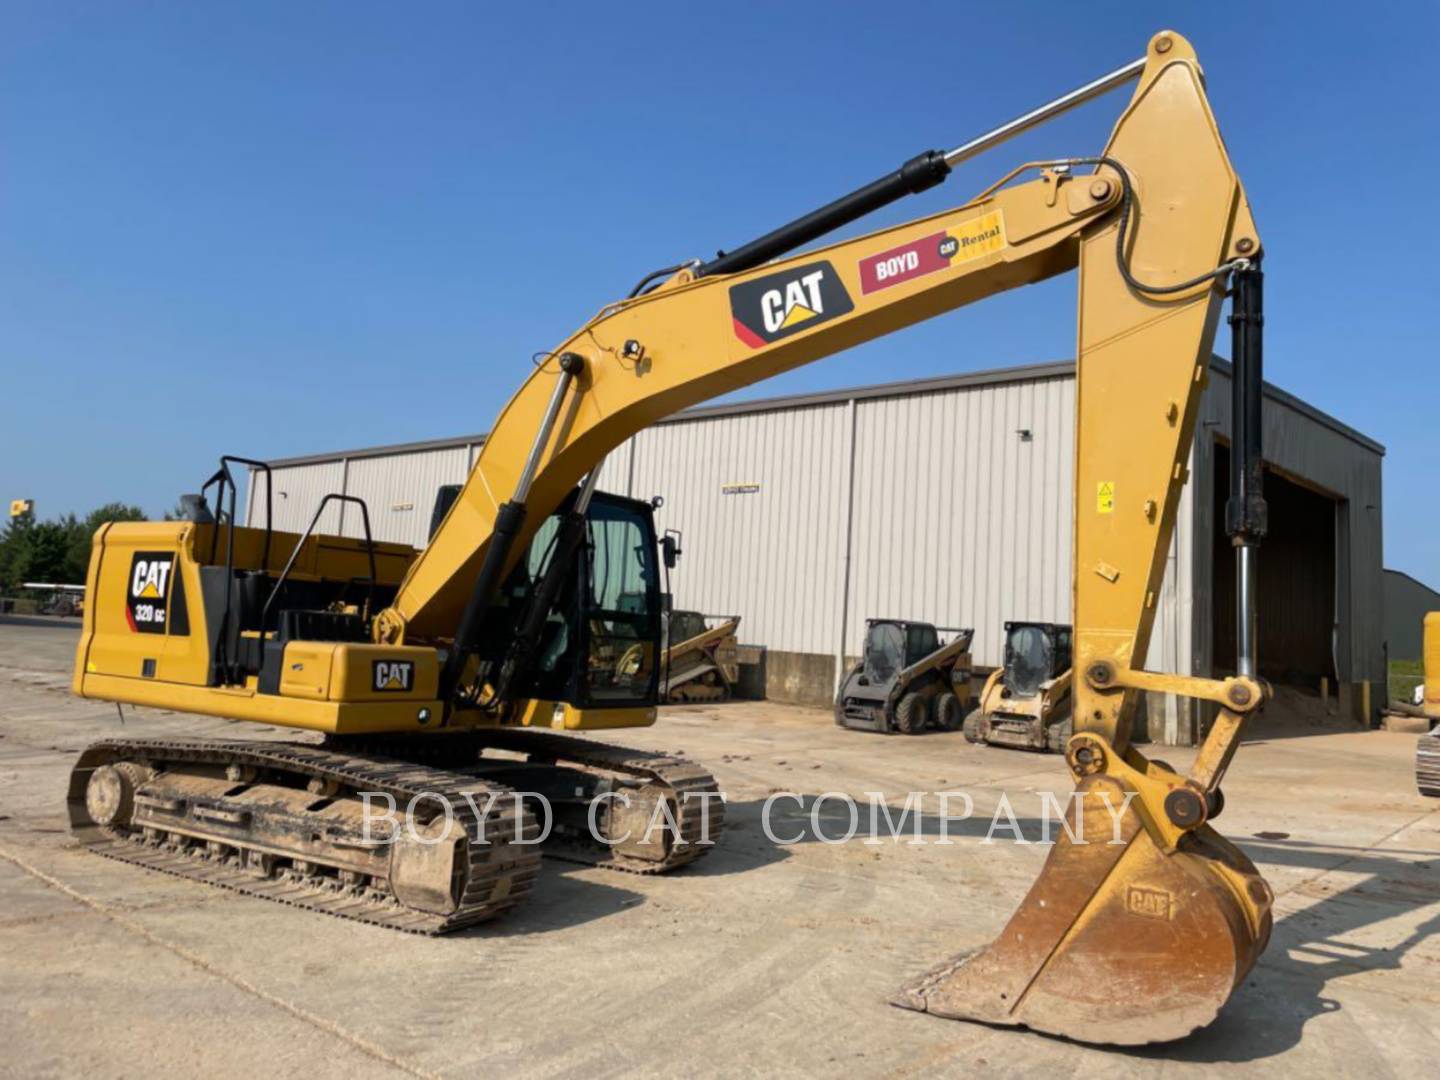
[680,794,1057,879]
[1135,836,1440,1063]
[470,861,650,938]
[685,790,1440,1058]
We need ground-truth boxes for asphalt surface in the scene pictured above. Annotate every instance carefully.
[2,618,1438,1077]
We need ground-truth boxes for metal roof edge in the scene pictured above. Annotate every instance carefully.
[667,360,1076,422]
[257,355,1382,467]
[1207,357,1385,456]
[259,360,1075,468]
[1382,567,1440,598]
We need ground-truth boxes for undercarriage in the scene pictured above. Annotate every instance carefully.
[69,729,723,932]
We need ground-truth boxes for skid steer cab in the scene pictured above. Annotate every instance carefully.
[963,621,1073,752]
[835,619,973,734]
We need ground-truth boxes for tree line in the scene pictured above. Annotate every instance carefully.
[0,504,147,595]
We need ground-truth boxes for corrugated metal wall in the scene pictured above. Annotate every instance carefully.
[246,361,1383,741]
[343,446,471,549]
[626,404,851,655]
[621,371,1195,730]
[613,373,1085,670]
[251,445,479,549]
[253,459,348,536]
[1190,367,1385,689]
[1383,570,1440,660]
[842,377,1073,665]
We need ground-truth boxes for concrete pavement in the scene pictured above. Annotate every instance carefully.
[2,619,1438,1077]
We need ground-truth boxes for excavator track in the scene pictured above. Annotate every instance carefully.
[482,729,725,873]
[1416,732,1440,797]
[67,737,543,934]
[327,729,724,874]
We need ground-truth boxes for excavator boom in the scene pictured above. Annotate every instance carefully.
[392,29,1270,1043]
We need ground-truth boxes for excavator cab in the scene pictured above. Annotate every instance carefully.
[497,491,665,710]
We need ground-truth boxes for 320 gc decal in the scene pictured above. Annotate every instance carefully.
[125,552,174,634]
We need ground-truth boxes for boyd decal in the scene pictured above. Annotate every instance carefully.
[373,660,415,692]
[857,211,1006,295]
[730,260,854,348]
[126,552,174,634]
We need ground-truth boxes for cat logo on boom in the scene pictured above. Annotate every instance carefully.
[125,552,174,635]
[373,660,415,692]
[729,260,854,349]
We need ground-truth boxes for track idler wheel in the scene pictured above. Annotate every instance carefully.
[84,762,153,827]
[893,772,1272,1045]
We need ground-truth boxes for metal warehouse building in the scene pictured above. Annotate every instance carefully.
[248,358,1384,746]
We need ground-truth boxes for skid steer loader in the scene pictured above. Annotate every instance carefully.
[835,619,974,734]
[963,622,1073,752]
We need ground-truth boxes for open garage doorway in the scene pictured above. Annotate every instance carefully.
[1212,444,1338,688]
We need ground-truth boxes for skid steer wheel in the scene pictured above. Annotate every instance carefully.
[1045,712,1073,754]
[934,691,963,732]
[894,692,928,734]
[962,708,984,744]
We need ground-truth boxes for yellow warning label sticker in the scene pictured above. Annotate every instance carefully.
[1097,481,1115,513]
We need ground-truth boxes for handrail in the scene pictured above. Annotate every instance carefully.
[261,494,378,634]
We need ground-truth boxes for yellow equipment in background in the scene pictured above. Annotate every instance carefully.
[71,29,1276,1044]
[964,621,1073,752]
[1414,612,1440,795]
[660,611,741,702]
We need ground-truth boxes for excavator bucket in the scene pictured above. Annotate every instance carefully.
[894,774,1272,1045]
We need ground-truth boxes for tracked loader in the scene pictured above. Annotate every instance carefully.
[70,29,1278,1045]
[657,611,741,702]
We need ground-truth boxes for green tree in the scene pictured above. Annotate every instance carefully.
[0,503,147,593]
[27,518,77,584]
[0,510,35,594]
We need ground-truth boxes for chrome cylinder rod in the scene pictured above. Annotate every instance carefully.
[573,457,605,516]
[1236,544,1259,678]
[698,53,1147,279]
[943,57,1147,168]
[514,353,584,504]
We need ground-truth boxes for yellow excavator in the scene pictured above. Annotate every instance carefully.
[71,30,1271,1045]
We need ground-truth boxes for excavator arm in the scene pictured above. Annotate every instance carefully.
[386,30,1272,1044]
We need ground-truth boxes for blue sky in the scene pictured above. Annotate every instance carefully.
[2,2,1436,584]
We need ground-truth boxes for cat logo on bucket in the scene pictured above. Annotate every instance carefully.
[373,659,415,692]
[1126,884,1174,920]
[729,261,854,348]
[126,552,174,635]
